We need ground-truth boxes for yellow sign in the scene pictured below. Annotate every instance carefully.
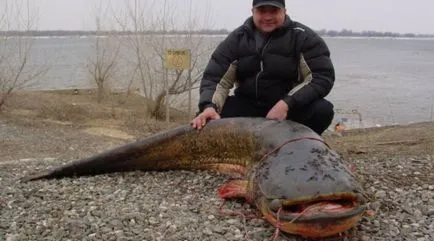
[164,49,191,70]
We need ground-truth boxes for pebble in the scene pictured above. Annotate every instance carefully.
[375,190,387,198]
[203,227,213,235]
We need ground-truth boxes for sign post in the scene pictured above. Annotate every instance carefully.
[164,49,192,123]
[165,49,191,70]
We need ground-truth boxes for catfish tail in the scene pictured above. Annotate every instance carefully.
[21,125,194,182]
[21,118,260,182]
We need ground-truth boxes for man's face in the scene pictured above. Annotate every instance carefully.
[252,6,286,33]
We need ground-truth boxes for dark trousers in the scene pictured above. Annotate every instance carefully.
[220,96,334,135]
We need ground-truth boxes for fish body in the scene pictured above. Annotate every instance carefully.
[23,117,366,238]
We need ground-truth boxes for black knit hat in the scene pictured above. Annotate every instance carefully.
[253,0,285,8]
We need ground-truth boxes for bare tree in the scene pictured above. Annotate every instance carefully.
[111,0,214,119]
[0,0,46,109]
[87,1,121,103]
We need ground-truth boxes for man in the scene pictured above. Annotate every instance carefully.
[191,0,335,135]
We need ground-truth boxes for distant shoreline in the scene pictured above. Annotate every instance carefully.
[3,34,434,41]
[1,30,434,38]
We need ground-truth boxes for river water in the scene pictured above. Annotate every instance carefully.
[14,36,434,128]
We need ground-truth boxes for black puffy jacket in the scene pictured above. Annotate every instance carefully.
[198,15,335,113]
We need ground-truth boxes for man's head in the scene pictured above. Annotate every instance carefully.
[252,0,286,33]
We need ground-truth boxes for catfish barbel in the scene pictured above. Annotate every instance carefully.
[23,117,366,238]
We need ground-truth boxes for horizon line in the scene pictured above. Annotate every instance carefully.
[1,29,434,37]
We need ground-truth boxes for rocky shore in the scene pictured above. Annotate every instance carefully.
[1,91,433,240]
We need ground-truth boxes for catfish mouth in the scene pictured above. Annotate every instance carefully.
[261,194,366,238]
[268,197,366,222]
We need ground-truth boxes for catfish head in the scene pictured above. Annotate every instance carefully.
[248,143,366,238]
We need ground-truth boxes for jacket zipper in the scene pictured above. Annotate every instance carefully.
[255,39,271,101]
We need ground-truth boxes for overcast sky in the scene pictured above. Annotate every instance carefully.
[18,0,434,34]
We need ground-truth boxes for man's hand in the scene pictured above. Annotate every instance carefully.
[190,107,221,130]
[266,100,289,120]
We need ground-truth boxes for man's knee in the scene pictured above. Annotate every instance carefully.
[290,99,334,135]
[315,99,334,122]
[309,99,334,134]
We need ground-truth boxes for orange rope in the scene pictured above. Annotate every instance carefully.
[268,207,282,241]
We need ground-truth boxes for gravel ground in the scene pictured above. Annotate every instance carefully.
[1,119,433,241]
